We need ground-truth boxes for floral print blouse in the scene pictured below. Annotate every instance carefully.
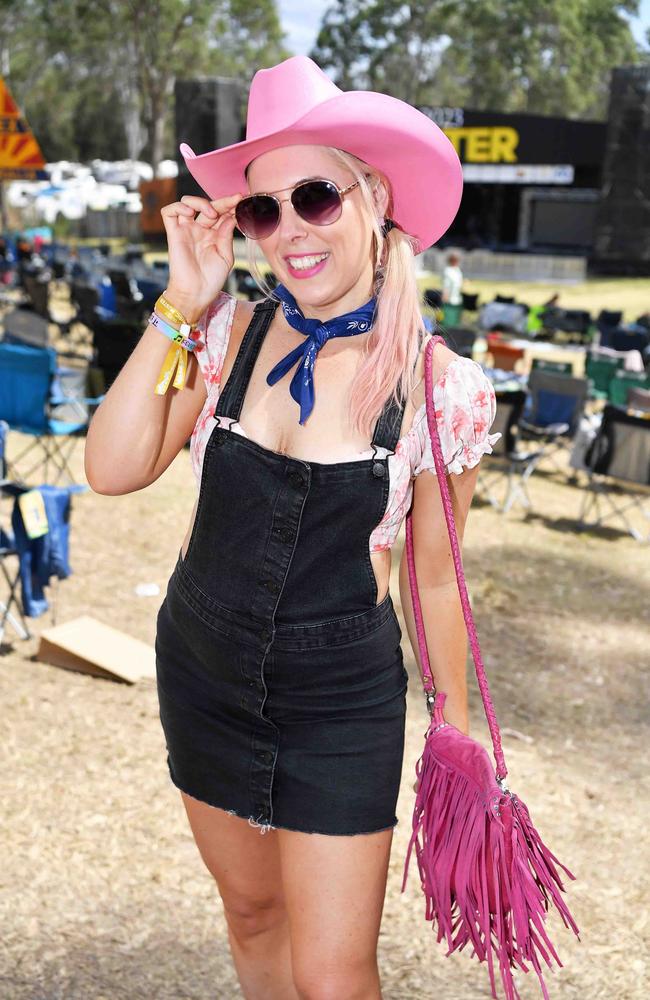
[190,292,501,553]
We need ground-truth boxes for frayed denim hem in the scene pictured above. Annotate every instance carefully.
[168,768,398,837]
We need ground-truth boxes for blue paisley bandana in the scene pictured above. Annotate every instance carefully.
[267,283,377,425]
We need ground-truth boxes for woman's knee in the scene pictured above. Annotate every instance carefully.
[292,958,379,1000]
[222,891,288,943]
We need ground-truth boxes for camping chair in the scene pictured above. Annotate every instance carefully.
[576,404,650,543]
[91,316,143,390]
[541,308,593,345]
[518,369,589,477]
[602,327,650,355]
[489,342,525,372]
[608,370,650,408]
[70,282,101,327]
[21,272,79,342]
[627,387,650,413]
[0,421,31,640]
[475,390,546,514]
[107,268,146,321]
[530,358,574,376]
[461,292,479,313]
[584,353,625,401]
[596,310,623,338]
[423,289,443,310]
[0,342,98,485]
[2,305,51,349]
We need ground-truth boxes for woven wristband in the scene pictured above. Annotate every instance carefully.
[155,294,197,337]
[156,293,187,324]
[149,311,197,351]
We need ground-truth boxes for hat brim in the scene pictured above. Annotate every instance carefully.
[180,91,463,253]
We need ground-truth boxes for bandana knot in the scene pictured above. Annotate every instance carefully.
[266,284,377,425]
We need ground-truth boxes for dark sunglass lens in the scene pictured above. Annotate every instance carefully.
[235,195,279,239]
[292,181,342,226]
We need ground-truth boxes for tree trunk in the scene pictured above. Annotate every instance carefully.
[148,78,174,177]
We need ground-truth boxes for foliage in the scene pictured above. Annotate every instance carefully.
[311,0,643,118]
[0,0,288,169]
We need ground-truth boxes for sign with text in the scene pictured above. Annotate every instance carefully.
[418,106,605,171]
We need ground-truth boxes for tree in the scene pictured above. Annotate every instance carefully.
[311,0,643,118]
[0,0,288,169]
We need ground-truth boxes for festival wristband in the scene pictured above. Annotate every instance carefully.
[155,342,189,395]
[148,311,197,351]
[155,293,196,332]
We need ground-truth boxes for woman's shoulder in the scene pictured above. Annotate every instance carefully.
[408,332,470,412]
[409,333,501,476]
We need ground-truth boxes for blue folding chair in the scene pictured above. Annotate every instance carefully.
[518,369,590,477]
[0,342,100,485]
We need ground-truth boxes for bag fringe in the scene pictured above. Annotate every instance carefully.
[402,734,580,1000]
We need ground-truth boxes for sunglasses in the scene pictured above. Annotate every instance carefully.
[235,178,360,240]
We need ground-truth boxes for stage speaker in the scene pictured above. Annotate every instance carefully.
[591,66,650,276]
[174,78,245,199]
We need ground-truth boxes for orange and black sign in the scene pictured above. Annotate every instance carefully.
[0,78,48,180]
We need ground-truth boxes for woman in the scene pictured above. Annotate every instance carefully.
[85,56,500,1000]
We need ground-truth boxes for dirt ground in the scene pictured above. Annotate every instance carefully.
[1,396,649,999]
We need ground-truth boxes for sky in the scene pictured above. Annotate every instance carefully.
[277,0,650,58]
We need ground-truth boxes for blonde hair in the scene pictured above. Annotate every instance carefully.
[245,146,426,439]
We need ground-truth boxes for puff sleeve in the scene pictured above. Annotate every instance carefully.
[189,291,237,485]
[192,290,237,390]
[412,356,502,477]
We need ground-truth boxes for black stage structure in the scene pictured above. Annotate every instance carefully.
[174,64,650,276]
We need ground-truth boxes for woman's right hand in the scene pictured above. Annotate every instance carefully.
[160,193,243,323]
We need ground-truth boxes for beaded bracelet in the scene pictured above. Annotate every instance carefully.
[149,311,197,352]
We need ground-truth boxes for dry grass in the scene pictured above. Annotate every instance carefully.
[1,424,649,1000]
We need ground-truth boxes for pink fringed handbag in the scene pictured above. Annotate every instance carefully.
[401,335,580,1000]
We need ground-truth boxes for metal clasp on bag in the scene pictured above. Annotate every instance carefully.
[425,689,450,732]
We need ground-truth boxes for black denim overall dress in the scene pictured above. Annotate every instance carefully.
[155,298,409,836]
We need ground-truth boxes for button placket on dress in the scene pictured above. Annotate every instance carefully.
[241,458,312,830]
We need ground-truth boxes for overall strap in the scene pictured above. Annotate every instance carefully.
[371,394,408,454]
[214,298,280,420]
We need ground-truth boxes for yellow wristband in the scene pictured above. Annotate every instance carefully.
[156,293,190,327]
[155,343,189,395]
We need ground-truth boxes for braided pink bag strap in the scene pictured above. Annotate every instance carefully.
[405,334,507,781]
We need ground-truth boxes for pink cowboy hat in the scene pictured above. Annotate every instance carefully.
[180,56,463,253]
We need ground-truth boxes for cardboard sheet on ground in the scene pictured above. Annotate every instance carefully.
[37,616,155,683]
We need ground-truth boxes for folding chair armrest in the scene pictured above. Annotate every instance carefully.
[518,419,570,437]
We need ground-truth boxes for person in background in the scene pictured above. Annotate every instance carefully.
[441,250,464,328]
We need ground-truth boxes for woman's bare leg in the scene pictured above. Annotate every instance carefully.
[277,825,394,1000]
[180,791,300,1000]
